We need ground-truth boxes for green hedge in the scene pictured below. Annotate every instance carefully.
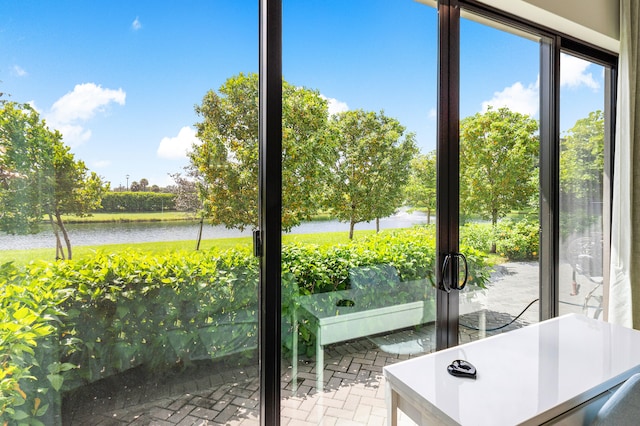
[99,192,176,212]
[0,226,490,423]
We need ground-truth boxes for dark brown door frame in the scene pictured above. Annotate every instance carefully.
[436,0,461,350]
[257,0,618,422]
[259,0,282,424]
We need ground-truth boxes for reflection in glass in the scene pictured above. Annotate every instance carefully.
[559,54,606,319]
[458,16,541,342]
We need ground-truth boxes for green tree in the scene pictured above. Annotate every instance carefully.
[560,110,604,201]
[139,178,149,191]
[404,150,437,224]
[460,107,538,251]
[326,109,417,239]
[0,102,107,259]
[51,143,108,259]
[190,73,332,232]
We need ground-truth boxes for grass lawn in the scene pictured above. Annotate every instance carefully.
[0,229,380,265]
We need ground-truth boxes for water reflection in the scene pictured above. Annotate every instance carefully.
[0,210,429,250]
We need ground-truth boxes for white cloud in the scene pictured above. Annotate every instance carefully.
[46,83,126,146]
[428,108,437,120]
[481,55,599,119]
[54,124,92,144]
[561,53,599,90]
[157,126,199,159]
[132,17,142,31]
[12,65,27,77]
[49,83,125,123]
[320,95,349,116]
[482,81,538,116]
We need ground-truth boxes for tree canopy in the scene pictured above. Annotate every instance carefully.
[459,106,538,235]
[404,150,437,224]
[51,142,107,259]
[0,102,56,234]
[189,74,420,238]
[190,73,332,232]
[559,110,604,237]
[325,109,417,239]
[560,110,604,202]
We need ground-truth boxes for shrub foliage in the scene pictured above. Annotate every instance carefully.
[495,219,540,260]
[461,219,540,261]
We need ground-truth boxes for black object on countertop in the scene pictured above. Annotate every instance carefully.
[447,360,477,379]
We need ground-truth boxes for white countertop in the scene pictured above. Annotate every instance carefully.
[383,314,640,425]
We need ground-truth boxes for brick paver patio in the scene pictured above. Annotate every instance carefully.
[63,309,529,425]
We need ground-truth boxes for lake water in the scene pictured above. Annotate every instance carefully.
[0,210,430,251]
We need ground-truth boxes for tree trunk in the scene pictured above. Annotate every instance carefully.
[195,217,204,250]
[490,212,498,254]
[427,207,431,225]
[349,220,355,240]
[49,213,64,260]
[56,211,73,260]
[376,217,380,233]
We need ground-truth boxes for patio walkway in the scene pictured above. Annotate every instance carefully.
[63,309,529,425]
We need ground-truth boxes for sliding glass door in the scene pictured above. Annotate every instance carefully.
[434,1,616,350]
[558,53,610,320]
[274,3,618,422]
[268,0,618,423]
[279,1,439,423]
[455,13,542,341]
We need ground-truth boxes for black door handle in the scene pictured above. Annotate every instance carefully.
[441,253,468,293]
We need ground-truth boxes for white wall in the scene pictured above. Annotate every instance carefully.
[477,0,619,52]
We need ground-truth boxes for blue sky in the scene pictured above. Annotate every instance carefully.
[0,1,605,189]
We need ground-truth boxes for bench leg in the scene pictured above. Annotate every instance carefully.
[292,310,298,393]
[316,337,324,393]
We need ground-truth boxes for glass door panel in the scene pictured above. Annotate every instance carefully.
[458,15,541,341]
[558,53,607,319]
[1,2,259,423]
[281,1,437,423]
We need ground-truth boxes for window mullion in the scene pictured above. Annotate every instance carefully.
[539,35,561,320]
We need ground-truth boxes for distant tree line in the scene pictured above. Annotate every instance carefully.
[112,177,166,193]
